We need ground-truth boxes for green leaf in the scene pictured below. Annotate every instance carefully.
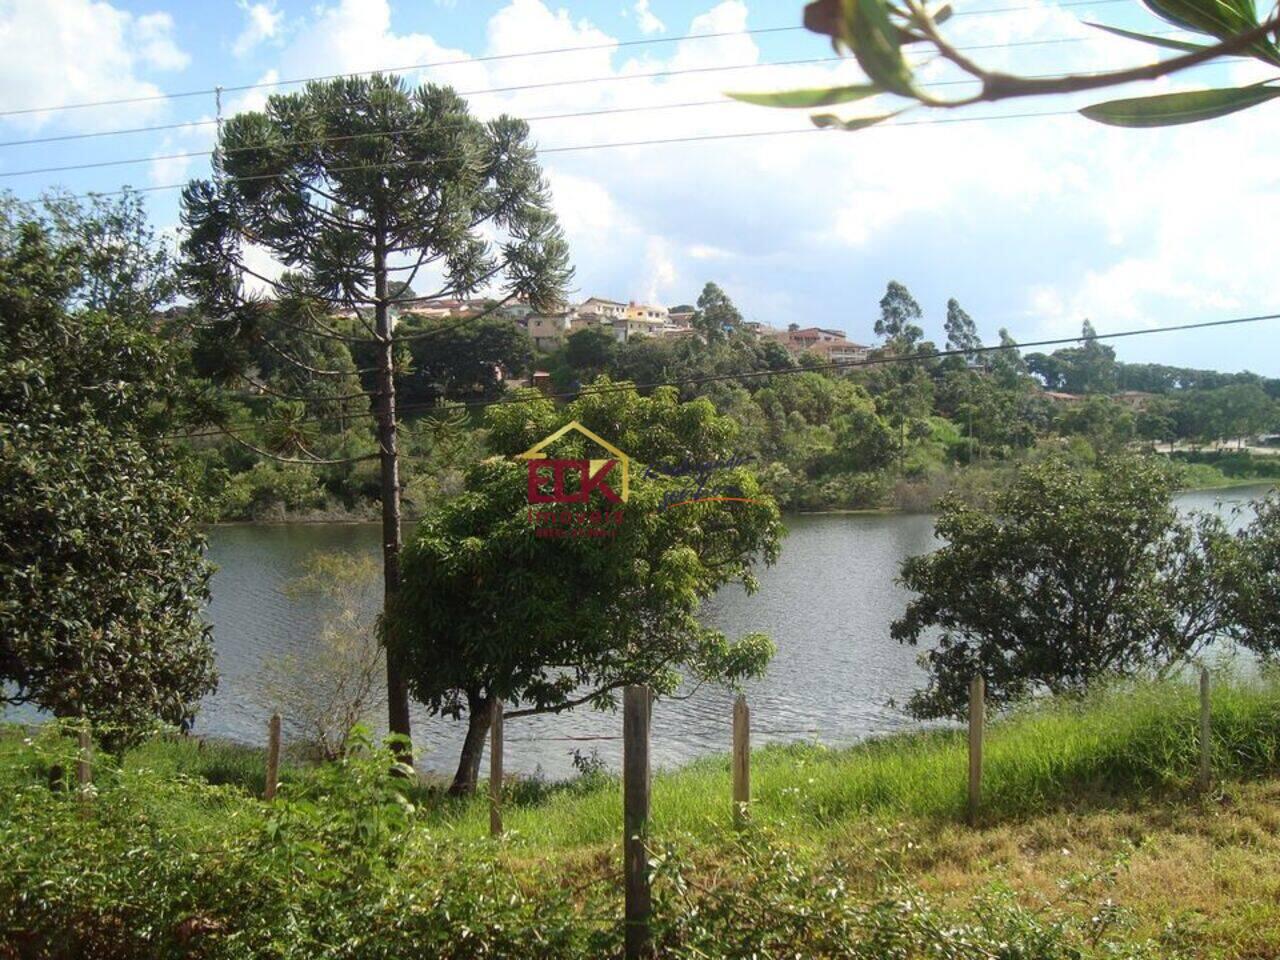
[810,110,904,130]
[1080,84,1280,126]
[1138,0,1280,65]
[726,85,880,108]
[839,0,919,98]
[1084,21,1230,53]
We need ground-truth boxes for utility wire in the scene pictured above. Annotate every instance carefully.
[0,22,1187,152]
[162,311,1280,443]
[0,44,1205,182]
[0,0,1132,120]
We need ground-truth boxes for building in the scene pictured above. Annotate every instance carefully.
[769,326,871,367]
[580,297,628,321]
[527,312,574,351]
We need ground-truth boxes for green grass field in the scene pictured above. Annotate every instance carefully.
[5,673,1280,957]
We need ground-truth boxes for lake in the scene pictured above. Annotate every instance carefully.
[197,485,1271,779]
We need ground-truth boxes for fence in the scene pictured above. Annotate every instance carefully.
[65,667,1219,960]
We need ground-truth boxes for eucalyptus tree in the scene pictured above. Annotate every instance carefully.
[181,74,571,749]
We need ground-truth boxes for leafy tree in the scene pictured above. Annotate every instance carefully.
[943,297,981,365]
[1056,395,1134,453]
[1134,396,1178,450]
[181,74,571,748]
[693,281,744,342]
[391,383,782,793]
[1223,495,1280,657]
[990,328,1029,391]
[399,311,533,402]
[892,455,1234,718]
[563,326,618,376]
[0,217,216,743]
[748,0,1280,128]
[874,281,924,348]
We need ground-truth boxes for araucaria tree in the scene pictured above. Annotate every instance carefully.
[1,197,216,742]
[181,75,571,749]
[391,383,782,794]
[892,454,1242,718]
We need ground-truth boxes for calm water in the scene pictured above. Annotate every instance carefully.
[196,485,1271,779]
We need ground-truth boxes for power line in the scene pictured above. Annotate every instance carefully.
[55,108,1079,202]
[163,311,1280,443]
[0,0,1133,121]
[3,41,1209,182]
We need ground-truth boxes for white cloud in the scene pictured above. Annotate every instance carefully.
[0,0,190,130]
[135,12,190,71]
[633,0,665,35]
[232,1,285,58]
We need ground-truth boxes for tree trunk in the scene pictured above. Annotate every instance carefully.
[449,690,491,796]
[374,228,413,756]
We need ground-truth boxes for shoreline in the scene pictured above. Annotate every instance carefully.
[208,479,1278,526]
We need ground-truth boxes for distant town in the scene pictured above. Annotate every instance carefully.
[399,293,871,361]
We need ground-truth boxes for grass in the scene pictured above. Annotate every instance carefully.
[6,673,1280,957]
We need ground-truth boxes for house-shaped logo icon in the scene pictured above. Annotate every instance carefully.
[516,421,630,504]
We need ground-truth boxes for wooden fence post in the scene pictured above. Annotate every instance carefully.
[968,675,984,826]
[623,685,652,960]
[1199,667,1212,793]
[489,699,504,837]
[264,712,281,802]
[732,694,750,828]
[76,726,92,792]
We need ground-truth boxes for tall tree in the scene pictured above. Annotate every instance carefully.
[693,281,744,342]
[871,281,932,469]
[943,297,981,363]
[181,75,571,752]
[874,281,924,349]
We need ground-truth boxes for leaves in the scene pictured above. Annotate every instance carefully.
[1084,21,1228,53]
[1080,84,1280,126]
[837,0,920,99]
[726,84,880,108]
[811,109,903,129]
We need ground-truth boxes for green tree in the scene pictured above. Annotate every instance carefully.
[0,218,216,743]
[563,326,618,377]
[399,311,533,402]
[892,455,1234,718]
[874,281,924,348]
[942,297,981,366]
[391,383,782,794]
[182,74,571,749]
[693,281,744,342]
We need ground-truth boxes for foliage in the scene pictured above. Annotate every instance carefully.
[398,310,534,402]
[892,454,1238,718]
[263,553,385,760]
[692,280,743,342]
[8,674,1280,956]
[0,214,215,743]
[391,382,783,792]
[738,0,1280,128]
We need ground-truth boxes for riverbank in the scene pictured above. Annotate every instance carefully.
[208,451,1279,525]
[4,675,1280,957]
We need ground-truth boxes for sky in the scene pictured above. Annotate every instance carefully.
[1,0,1278,375]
